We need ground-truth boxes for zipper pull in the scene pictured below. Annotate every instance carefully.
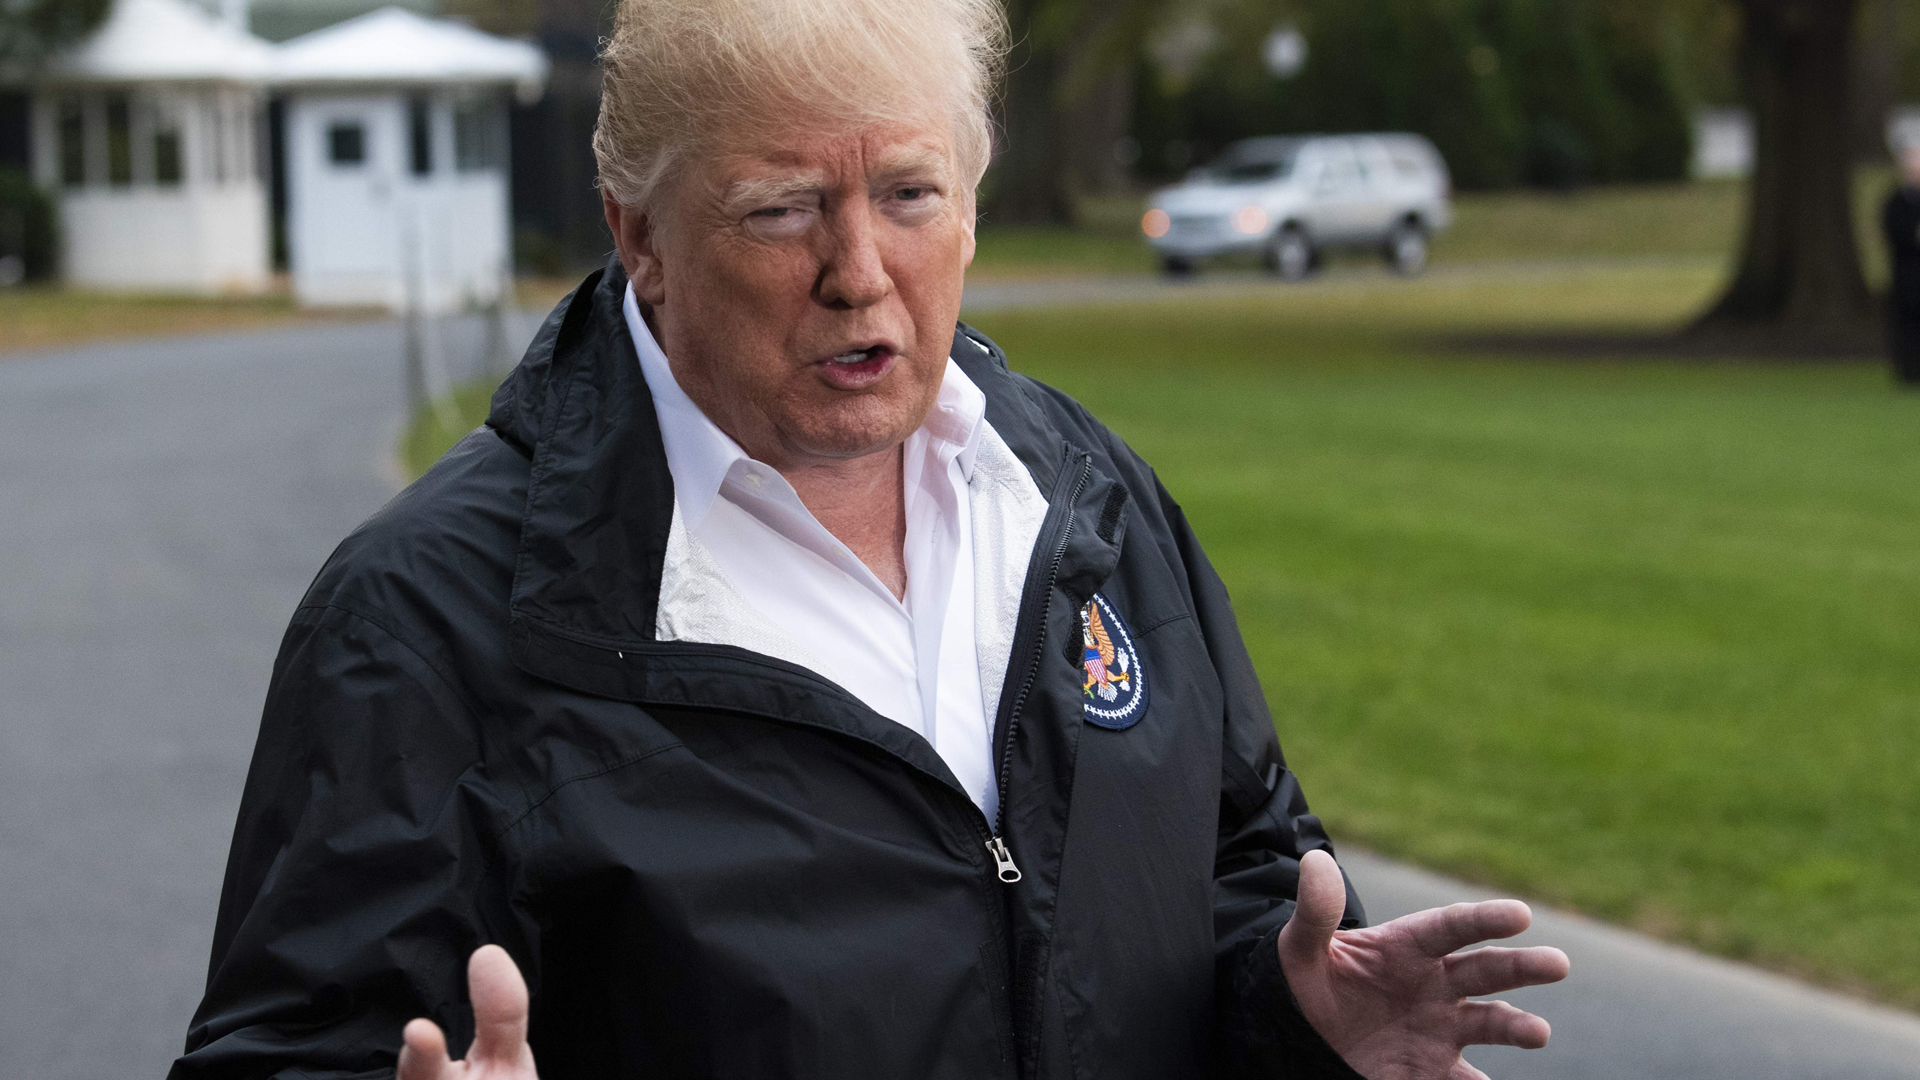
[986,835,1023,883]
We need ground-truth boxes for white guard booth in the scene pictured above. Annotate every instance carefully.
[275,9,547,313]
[30,0,275,293]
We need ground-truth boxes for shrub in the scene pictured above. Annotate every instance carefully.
[1132,0,1692,191]
[0,168,56,282]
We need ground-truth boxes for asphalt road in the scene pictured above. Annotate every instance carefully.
[1,306,1916,1079]
[0,316,517,1079]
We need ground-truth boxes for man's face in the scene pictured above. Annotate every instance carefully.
[610,119,975,470]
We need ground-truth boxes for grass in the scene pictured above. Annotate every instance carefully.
[959,269,1920,1008]
[400,377,507,478]
[0,277,581,359]
[0,284,375,355]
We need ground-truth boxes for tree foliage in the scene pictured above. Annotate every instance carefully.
[983,0,1167,224]
[0,0,113,66]
[1132,0,1694,190]
[0,167,56,280]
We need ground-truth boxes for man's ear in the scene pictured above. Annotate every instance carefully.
[959,200,977,270]
[604,192,668,306]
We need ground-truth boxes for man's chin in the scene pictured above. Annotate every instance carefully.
[774,396,928,463]
[780,419,920,465]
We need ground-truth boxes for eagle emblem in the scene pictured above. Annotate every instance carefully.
[1079,593,1148,729]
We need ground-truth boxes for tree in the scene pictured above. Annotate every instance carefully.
[1698,0,1873,330]
[0,0,113,66]
[438,0,540,37]
[1128,0,1696,192]
[984,0,1160,225]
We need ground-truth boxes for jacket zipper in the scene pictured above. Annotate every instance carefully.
[979,451,1094,886]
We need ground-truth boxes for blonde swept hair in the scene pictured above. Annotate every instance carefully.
[594,0,1009,216]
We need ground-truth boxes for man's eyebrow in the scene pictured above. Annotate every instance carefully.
[871,147,953,183]
[722,173,830,209]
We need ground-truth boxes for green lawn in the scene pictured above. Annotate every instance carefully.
[0,285,359,355]
[403,250,1920,1007]
[963,269,1920,1008]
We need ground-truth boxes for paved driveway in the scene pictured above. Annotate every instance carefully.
[0,308,1915,1079]
[0,316,517,1078]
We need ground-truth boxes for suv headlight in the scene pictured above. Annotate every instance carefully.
[1232,206,1269,235]
[1141,209,1171,238]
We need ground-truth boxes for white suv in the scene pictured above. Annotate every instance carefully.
[1142,133,1453,279]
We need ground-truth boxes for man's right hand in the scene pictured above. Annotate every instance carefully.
[397,946,540,1080]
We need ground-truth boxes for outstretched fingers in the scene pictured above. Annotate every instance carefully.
[1399,899,1533,959]
[1445,945,1570,998]
[1454,999,1551,1050]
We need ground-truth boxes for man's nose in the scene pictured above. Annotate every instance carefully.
[814,202,893,310]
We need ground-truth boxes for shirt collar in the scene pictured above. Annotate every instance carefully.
[623,282,987,528]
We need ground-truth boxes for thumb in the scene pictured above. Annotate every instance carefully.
[1279,849,1348,966]
[465,944,531,1066]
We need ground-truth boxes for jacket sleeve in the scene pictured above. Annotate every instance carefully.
[171,604,529,1080]
[1151,479,1366,1078]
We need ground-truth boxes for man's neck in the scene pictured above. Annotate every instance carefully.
[779,448,909,600]
[636,301,912,599]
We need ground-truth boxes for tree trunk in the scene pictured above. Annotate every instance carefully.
[1061,67,1135,199]
[984,22,1076,226]
[1698,0,1873,330]
[1850,0,1897,162]
[981,0,1140,227]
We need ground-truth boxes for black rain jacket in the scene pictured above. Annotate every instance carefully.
[173,259,1365,1080]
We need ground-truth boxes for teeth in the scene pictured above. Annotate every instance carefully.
[831,349,873,364]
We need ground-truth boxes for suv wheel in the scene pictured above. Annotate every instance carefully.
[1386,221,1429,276]
[1265,227,1314,281]
[1160,255,1195,278]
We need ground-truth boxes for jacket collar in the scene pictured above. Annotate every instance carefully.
[488,256,1129,709]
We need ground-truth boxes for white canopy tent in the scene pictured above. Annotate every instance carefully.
[274,8,547,312]
[29,0,275,292]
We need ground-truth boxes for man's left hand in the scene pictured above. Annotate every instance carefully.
[1278,849,1571,1080]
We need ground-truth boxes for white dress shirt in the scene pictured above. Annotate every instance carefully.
[624,286,1000,818]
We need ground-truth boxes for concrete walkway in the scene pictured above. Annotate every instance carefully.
[0,308,1912,1079]
[1343,849,1920,1079]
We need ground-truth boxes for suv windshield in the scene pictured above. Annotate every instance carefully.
[1200,138,1304,184]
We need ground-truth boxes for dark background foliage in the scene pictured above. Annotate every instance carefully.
[0,168,56,280]
[1131,0,1694,190]
[0,0,114,65]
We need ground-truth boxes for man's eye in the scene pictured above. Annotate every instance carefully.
[751,207,794,218]
[896,187,930,201]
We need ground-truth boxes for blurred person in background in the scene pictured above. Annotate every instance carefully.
[1885,144,1920,385]
[169,1,1567,1078]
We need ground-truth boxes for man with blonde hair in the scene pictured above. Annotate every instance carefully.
[173,1,1566,1077]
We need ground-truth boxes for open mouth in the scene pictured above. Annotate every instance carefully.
[815,343,897,389]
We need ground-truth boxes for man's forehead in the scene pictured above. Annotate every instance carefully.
[714,131,953,190]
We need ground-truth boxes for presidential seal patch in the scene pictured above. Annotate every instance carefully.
[1079,593,1148,730]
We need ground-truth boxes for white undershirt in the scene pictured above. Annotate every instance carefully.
[624,286,998,818]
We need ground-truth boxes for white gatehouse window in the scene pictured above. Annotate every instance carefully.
[105,92,133,185]
[153,100,184,186]
[453,96,502,172]
[408,94,433,176]
[57,96,86,187]
[327,122,365,166]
